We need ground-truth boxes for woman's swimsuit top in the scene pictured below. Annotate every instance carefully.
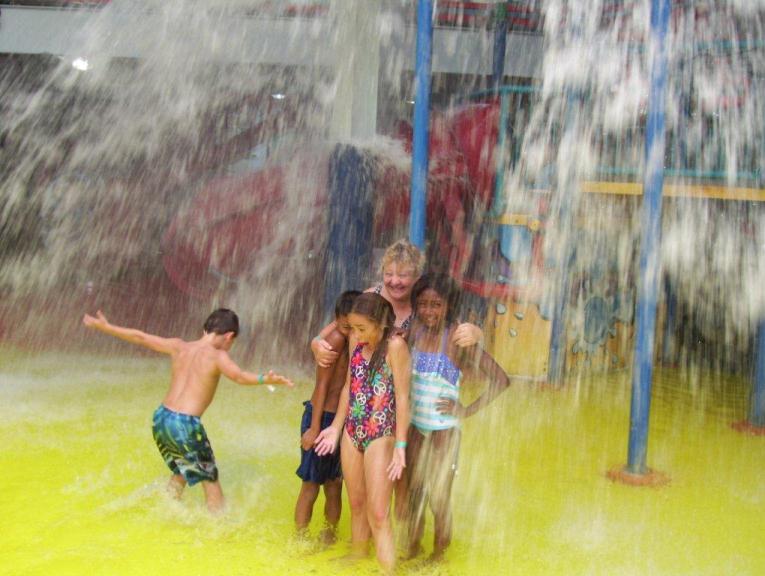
[373,284,412,331]
[345,343,397,451]
[411,329,461,432]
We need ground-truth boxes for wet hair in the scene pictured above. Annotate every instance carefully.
[379,239,425,277]
[335,290,362,318]
[203,308,239,336]
[350,292,395,379]
[411,273,462,325]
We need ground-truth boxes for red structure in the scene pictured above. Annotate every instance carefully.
[161,99,515,301]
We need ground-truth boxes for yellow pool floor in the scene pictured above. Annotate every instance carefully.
[1,348,763,575]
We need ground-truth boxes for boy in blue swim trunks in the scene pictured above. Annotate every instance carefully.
[83,308,293,513]
[294,290,360,543]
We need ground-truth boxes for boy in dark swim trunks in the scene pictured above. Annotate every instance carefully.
[294,290,360,543]
[83,308,293,513]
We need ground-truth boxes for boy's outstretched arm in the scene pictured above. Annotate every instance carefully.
[83,311,182,355]
[216,352,294,387]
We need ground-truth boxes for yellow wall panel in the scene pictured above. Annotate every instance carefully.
[485,300,551,379]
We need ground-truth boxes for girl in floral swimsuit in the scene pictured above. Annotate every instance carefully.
[314,293,411,573]
[345,340,398,450]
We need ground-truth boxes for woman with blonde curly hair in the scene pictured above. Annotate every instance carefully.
[311,239,482,367]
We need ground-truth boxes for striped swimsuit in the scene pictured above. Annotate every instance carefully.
[411,330,461,432]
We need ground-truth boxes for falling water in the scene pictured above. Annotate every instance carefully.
[1,1,764,575]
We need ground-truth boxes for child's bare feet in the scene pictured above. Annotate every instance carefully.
[331,541,369,564]
[318,526,337,546]
[427,548,446,563]
[403,543,423,560]
[294,527,310,542]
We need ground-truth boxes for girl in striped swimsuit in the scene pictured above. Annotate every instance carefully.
[405,273,512,561]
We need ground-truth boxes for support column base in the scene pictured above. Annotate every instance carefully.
[606,466,670,487]
[731,420,765,436]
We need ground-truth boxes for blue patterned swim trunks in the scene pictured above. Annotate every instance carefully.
[152,405,218,486]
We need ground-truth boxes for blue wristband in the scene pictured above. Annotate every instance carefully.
[395,440,407,449]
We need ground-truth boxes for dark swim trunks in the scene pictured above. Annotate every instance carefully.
[152,404,218,486]
[296,401,342,484]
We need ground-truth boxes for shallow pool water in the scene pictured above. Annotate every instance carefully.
[2,347,763,575]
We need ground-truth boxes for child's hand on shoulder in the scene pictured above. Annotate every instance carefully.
[453,322,483,348]
[313,338,339,368]
[388,333,409,350]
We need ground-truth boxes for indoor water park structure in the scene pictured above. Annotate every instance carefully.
[1,2,764,575]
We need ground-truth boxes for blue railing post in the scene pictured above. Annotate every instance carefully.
[547,246,573,383]
[751,320,765,427]
[490,2,509,216]
[492,3,508,90]
[410,0,433,250]
[626,0,671,475]
[491,93,511,216]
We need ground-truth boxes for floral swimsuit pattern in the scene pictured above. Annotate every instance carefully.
[345,343,396,451]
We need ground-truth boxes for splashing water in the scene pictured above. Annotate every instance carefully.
[2,347,763,575]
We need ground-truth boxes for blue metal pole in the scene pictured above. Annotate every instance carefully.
[751,320,765,426]
[410,0,433,250]
[626,0,670,474]
[490,3,509,216]
[547,85,580,385]
[548,247,573,383]
[491,93,511,216]
[492,3,508,90]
